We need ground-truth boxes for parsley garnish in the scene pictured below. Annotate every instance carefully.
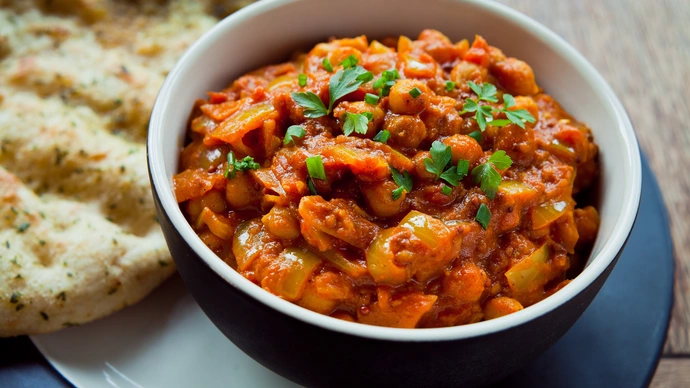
[390,165,413,200]
[343,112,370,136]
[298,73,307,87]
[372,69,400,97]
[17,223,30,233]
[225,151,260,179]
[284,125,306,145]
[475,203,491,229]
[291,66,372,118]
[440,159,469,186]
[423,141,469,187]
[373,130,390,144]
[291,92,328,118]
[365,93,380,105]
[340,55,358,69]
[322,58,334,72]
[459,82,498,132]
[459,82,536,131]
[468,81,499,103]
[471,151,512,199]
[491,94,537,129]
[445,80,456,92]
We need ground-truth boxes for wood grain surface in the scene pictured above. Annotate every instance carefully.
[492,0,690,385]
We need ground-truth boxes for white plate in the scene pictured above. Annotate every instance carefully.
[31,276,300,388]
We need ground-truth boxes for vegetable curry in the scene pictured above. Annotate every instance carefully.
[173,30,600,328]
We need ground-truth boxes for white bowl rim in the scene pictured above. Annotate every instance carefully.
[147,0,642,342]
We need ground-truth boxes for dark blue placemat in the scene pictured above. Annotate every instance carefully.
[0,154,674,388]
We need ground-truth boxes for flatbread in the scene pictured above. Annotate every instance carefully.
[0,0,252,336]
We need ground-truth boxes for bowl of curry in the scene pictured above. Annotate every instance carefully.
[147,0,641,386]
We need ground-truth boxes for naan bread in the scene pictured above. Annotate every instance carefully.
[0,0,252,336]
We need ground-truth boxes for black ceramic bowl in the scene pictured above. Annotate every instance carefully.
[147,0,641,386]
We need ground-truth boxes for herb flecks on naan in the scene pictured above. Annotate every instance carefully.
[0,0,251,336]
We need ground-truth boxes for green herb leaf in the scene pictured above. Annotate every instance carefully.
[329,67,371,112]
[225,151,260,179]
[307,178,319,195]
[505,109,536,129]
[503,93,516,108]
[471,151,512,199]
[373,68,400,97]
[441,185,452,196]
[298,73,307,87]
[340,55,358,69]
[439,164,465,186]
[445,80,456,92]
[471,163,501,200]
[322,58,334,72]
[390,165,413,200]
[365,93,380,105]
[409,87,422,98]
[424,141,452,179]
[343,112,370,136]
[16,223,30,233]
[488,150,513,170]
[306,155,326,180]
[468,81,498,103]
[475,203,491,229]
[468,130,483,143]
[476,110,487,131]
[373,130,390,144]
[291,92,328,118]
[462,98,478,113]
[357,71,374,83]
[225,152,236,179]
[475,105,494,131]
[307,178,318,195]
[284,125,306,145]
[490,119,512,127]
[495,94,536,129]
[362,111,374,121]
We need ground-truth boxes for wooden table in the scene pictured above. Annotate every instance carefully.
[494,0,690,385]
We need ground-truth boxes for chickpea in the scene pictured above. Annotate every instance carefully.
[443,134,483,166]
[412,151,436,180]
[327,47,363,69]
[492,58,539,96]
[186,189,227,221]
[450,60,488,85]
[333,101,384,137]
[484,297,524,320]
[388,79,431,115]
[383,114,427,148]
[492,124,536,167]
[487,46,507,67]
[361,179,407,218]
[262,206,301,240]
[443,262,488,303]
[225,172,261,209]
